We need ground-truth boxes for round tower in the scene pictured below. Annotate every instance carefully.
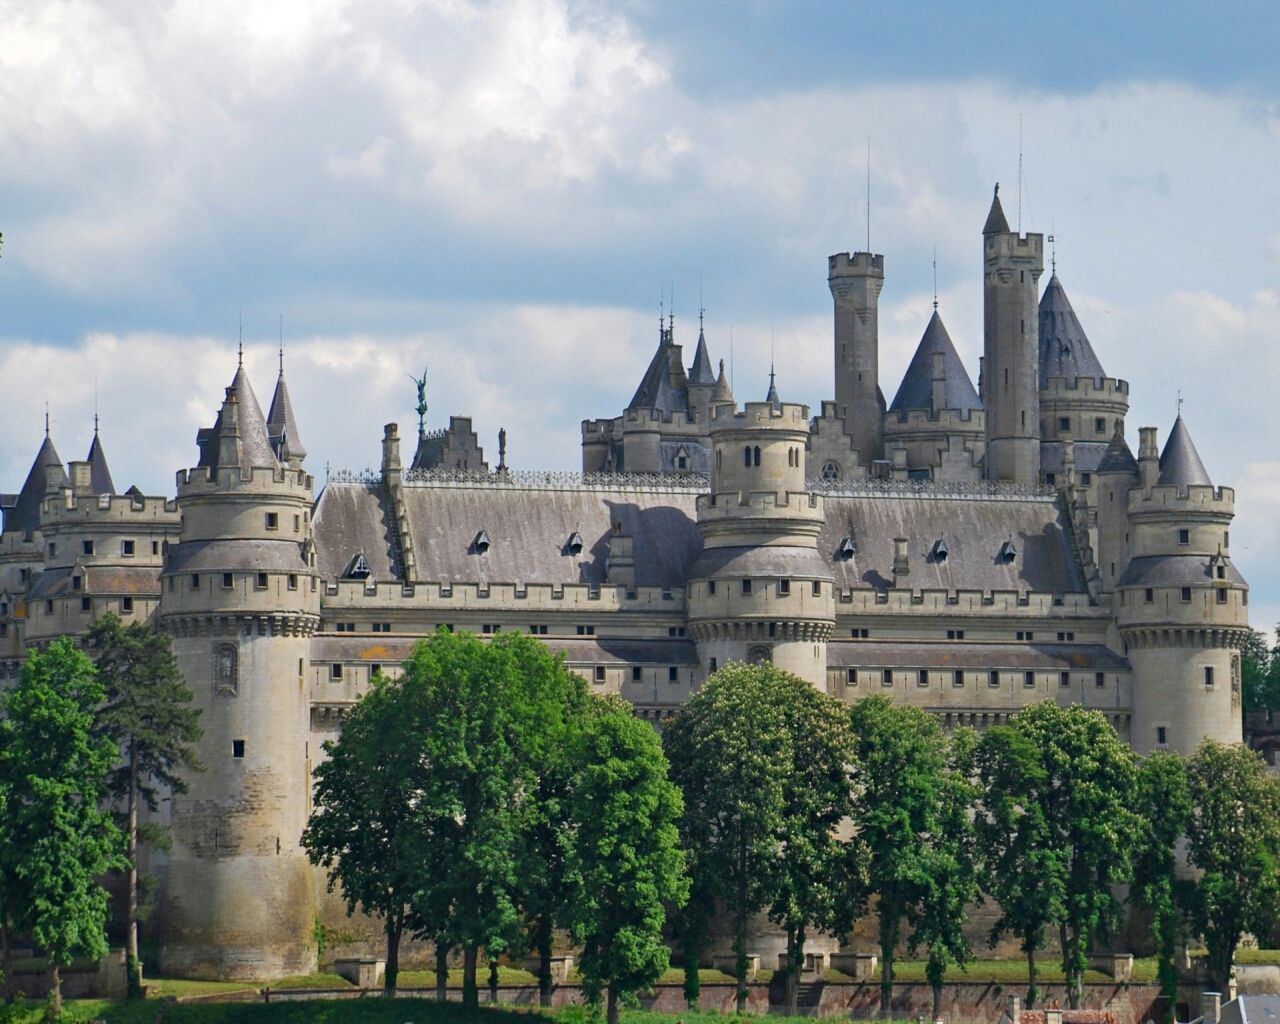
[1118,416,1248,755]
[156,361,320,980]
[828,251,885,467]
[688,396,834,687]
[1094,423,1138,594]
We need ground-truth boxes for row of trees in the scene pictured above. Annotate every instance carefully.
[1242,627,1280,711]
[303,629,688,1024]
[0,617,202,1015]
[668,669,1280,1020]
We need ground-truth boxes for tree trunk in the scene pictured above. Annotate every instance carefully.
[1061,923,1081,1010]
[880,898,899,1018]
[1,922,12,1003]
[462,942,479,1009]
[785,924,797,1017]
[383,918,402,997]
[1026,946,1039,1010]
[607,984,619,1024]
[49,963,61,1018]
[537,915,553,1008]
[488,956,499,1005]
[435,943,449,1002]
[932,980,943,1022]
[126,742,142,999]
[734,847,748,1014]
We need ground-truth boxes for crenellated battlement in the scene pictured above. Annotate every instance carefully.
[621,407,703,430]
[41,490,178,523]
[320,577,688,614]
[1128,483,1235,517]
[710,401,809,430]
[885,407,985,431]
[828,251,885,276]
[698,489,823,516]
[1040,376,1130,400]
[581,417,618,437]
[985,232,1045,261]
[176,464,314,496]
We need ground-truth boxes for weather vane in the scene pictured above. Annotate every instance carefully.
[408,367,428,439]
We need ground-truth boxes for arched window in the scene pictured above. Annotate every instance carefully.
[744,447,751,467]
[753,446,761,467]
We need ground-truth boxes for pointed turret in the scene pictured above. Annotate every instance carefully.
[1038,274,1106,385]
[765,366,781,412]
[687,327,715,386]
[712,359,733,404]
[85,419,117,495]
[268,352,307,466]
[196,362,279,475]
[1158,414,1212,489]
[6,432,67,536]
[889,311,982,414]
[1097,422,1138,476]
[626,321,688,416]
[982,183,1010,235]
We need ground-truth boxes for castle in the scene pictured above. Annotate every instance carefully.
[0,186,1250,978]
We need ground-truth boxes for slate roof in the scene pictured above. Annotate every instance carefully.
[627,331,688,416]
[687,329,715,386]
[1038,274,1107,386]
[983,185,1010,234]
[1221,995,1280,1024]
[1097,425,1139,475]
[196,365,279,473]
[888,311,982,414]
[712,360,733,403]
[6,435,67,537]
[267,362,307,462]
[1158,415,1212,489]
[164,539,310,575]
[1117,554,1247,589]
[27,565,161,600]
[312,481,1087,596]
[1040,441,1108,477]
[826,641,1129,672]
[765,368,781,411]
[86,430,116,495]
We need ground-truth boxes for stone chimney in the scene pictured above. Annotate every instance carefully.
[892,537,909,583]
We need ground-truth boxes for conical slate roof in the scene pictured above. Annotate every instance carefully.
[1158,415,1212,489]
[765,367,781,411]
[1038,274,1107,386]
[197,362,280,473]
[712,359,733,403]
[983,184,1010,235]
[268,357,307,462]
[86,427,116,494]
[8,434,67,536]
[889,311,982,414]
[687,328,715,386]
[627,327,688,416]
[1096,423,1138,475]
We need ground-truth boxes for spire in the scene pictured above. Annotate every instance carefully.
[85,428,116,495]
[983,183,1010,235]
[1158,414,1212,490]
[687,323,715,385]
[888,310,982,414]
[268,350,307,465]
[765,364,781,411]
[7,432,67,536]
[1038,273,1107,386]
[196,361,279,473]
[1097,421,1138,475]
[712,358,733,404]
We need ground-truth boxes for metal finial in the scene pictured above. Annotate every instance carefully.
[44,401,50,438]
[932,244,938,311]
[279,314,284,374]
[1048,232,1057,274]
[409,367,429,439]
[1177,390,1184,417]
[94,378,99,436]
[699,277,705,333]
[238,307,243,367]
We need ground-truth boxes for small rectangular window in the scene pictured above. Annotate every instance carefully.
[370,663,381,676]
[1045,473,1056,486]
[1144,588,1154,603]
[882,669,893,687]
[232,739,245,758]
[222,572,234,589]
[632,666,642,682]
[48,543,56,557]
[45,599,53,614]
[917,669,929,687]
[1058,417,1070,432]
[707,580,717,595]
[1096,672,1105,688]
[946,629,965,640]
[778,579,790,596]
[122,597,133,613]
[256,572,269,590]
[1095,417,1107,433]
[330,663,343,680]
[1024,671,1035,688]
[122,539,135,556]
[1225,531,1230,548]
[953,670,964,688]
[989,671,999,688]
[812,580,821,596]
[265,512,279,530]
[288,574,298,590]
[1060,671,1070,688]
[709,658,717,672]
[851,628,869,639]
[83,540,94,556]
[1178,529,1190,545]
[847,668,857,685]
[190,574,200,590]
[1217,588,1228,604]
[151,541,160,555]
[669,667,679,683]
[1205,666,1215,688]
[576,625,595,636]
[1156,726,1167,747]
[594,666,606,683]
[1181,587,1192,602]
[1081,472,1092,486]
[293,514,301,532]
[72,575,82,591]
[81,596,91,612]
[741,579,752,595]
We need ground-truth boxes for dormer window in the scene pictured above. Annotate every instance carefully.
[566,531,584,556]
[472,530,491,554]
[72,575,82,591]
[998,541,1017,564]
[930,539,949,563]
[342,553,372,580]
[837,536,855,561]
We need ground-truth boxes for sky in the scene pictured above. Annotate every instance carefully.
[3,0,1280,625]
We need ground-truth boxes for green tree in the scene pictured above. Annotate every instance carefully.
[767,675,856,1016]
[976,703,1137,1009]
[565,696,688,1024]
[1185,741,1280,994]
[1131,751,1193,1023]
[910,727,980,1022]
[663,663,790,1012]
[1240,629,1277,712]
[87,614,202,998]
[0,639,123,1017]
[848,696,949,1017]
[304,668,432,995]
